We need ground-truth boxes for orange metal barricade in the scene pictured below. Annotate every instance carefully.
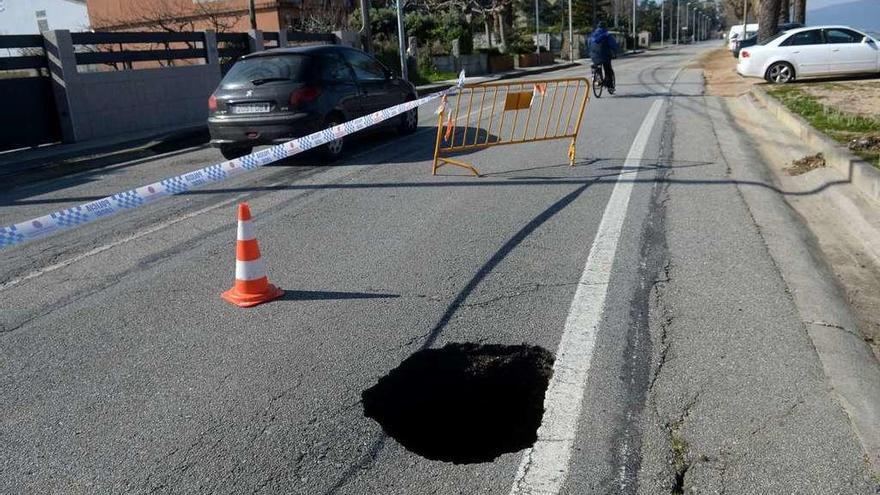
[432,77,590,176]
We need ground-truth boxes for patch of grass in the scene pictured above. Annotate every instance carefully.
[767,85,880,167]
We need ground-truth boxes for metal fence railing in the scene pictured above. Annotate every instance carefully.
[433,77,590,176]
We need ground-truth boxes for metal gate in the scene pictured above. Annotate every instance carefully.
[0,35,61,152]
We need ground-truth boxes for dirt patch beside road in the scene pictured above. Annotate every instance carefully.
[695,48,760,96]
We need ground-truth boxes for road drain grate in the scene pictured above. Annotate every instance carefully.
[362,342,554,464]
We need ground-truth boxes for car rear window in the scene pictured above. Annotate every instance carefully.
[221,55,309,89]
[759,31,787,45]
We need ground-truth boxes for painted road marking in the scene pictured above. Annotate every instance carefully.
[509,99,664,494]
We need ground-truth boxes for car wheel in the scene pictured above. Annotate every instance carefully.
[220,144,253,160]
[766,62,795,84]
[320,118,344,162]
[398,104,418,135]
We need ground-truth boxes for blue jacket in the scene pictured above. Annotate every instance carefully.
[589,28,619,64]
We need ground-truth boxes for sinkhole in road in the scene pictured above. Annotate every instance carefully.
[362,342,554,464]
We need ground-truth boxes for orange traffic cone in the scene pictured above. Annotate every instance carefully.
[221,203,284,307]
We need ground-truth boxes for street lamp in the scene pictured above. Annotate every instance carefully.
[248,0,257,30]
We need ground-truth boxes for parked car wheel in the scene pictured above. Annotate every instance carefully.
[398,105,418,135]
[766,62,795,84]
[220,144,253,160]
[320,117,345,162]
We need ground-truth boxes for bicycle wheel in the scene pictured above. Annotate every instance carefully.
[592,70,604,98]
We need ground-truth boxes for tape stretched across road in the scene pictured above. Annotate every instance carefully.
[0,72,466,251]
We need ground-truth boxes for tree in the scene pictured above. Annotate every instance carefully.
[793,0,806,24]
[757,0,781,42]
[780,0,790,23]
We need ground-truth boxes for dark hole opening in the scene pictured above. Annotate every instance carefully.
[362,343,554,464]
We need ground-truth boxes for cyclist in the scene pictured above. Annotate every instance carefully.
[589,22,619,91]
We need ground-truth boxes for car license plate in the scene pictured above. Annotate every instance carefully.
[232,103,271,114]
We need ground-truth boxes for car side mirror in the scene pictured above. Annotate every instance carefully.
[864,37,876,45]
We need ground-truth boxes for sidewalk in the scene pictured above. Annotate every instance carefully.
[415,60,582,93]
[0,124,208,188]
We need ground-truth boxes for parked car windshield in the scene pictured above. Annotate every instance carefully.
[221,54,309,89]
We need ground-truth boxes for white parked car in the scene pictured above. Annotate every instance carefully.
[728,24,759,51]
[737,25,880,83]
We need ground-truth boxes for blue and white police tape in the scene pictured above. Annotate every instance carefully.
[0,71,467,251]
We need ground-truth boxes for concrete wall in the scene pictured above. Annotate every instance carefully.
[42,29,337,143]
[433,53,489,76]
[67,64,221,141]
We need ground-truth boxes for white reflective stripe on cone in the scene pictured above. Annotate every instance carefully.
[235,259,267,281]
[237,220,256,241]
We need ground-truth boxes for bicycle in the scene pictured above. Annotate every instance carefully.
[591,64,615,98]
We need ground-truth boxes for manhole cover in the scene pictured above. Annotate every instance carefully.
[362,342,554,464]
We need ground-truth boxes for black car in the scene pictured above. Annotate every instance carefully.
[208,45,419,160]
[733,23,804,58]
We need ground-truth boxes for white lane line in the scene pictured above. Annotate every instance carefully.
[509,98,664,495]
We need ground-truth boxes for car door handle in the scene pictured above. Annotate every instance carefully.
[832,48,840,52]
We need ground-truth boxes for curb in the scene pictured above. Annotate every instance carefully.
[416,62,580,93]
[712,96,880,472]
[751,85,880,204]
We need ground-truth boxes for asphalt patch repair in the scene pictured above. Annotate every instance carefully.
[362,343,554,464]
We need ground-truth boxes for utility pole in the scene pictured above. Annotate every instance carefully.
[632,0,636,49]
[248,0,257,30]
[676,0,680,44]
[614,0,619,28]
[360,0,372,53]
[742,0,747,46]
[568,0,574,61]
[660,0,664,47]
[535,0,540,54]
[395,0,407,80]
[684,2,688,43]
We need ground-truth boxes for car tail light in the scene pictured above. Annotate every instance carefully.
[289,87,321,107]
[741,50,750,58]
[208,94,217,111]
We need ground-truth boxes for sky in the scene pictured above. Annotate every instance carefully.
[806,0,863,10]
[0,0,89,35]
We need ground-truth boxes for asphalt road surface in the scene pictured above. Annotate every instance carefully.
[1,43,876,494]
